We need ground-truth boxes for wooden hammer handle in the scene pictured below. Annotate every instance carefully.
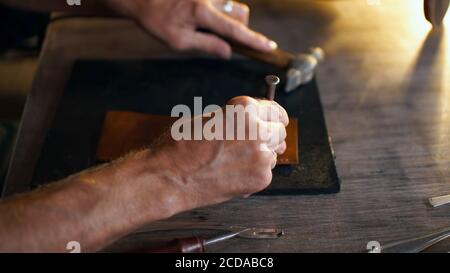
[226,39,294,68]
[198,29,293,67]
[140,236,206,253]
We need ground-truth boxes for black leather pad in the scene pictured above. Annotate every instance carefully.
[32,59,340,195]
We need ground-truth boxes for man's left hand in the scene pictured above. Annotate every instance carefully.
[105,0,278,58]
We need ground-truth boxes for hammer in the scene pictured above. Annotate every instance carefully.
[227,39,324,93]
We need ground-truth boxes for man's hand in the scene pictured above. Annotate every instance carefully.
[155,96,289,209]
[0,0,276,58]
[105,0,278,58]
[0,96,288,252]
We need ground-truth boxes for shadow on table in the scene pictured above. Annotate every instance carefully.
[402,28,447,163]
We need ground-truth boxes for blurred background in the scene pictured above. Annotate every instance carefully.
[0,4,48,188]
[0,5,48,120]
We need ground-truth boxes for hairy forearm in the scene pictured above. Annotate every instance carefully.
[0,0,113,14]
[0,149,188,253]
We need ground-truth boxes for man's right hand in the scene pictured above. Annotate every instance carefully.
[154,96,289,209]
[0,96,289,252]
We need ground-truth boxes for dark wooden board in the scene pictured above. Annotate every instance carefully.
[31,59,339,195]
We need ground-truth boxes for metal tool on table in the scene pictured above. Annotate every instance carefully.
[139,227,284,253]
[424,0,450,27]
[429,194,450,208]
[368,227,450,253]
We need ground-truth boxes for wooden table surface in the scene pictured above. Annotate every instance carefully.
[3,0,450,252]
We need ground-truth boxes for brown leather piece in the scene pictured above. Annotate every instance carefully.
[96,111,299,165]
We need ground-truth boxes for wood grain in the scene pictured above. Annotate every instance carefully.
[3,0,450,252]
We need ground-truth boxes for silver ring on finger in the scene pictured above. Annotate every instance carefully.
[223,0,234,14]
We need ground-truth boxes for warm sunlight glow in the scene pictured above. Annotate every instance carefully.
[393,1,450,160]
[403,0,432,39]
[445,7,450,27]
[437,31,450,153]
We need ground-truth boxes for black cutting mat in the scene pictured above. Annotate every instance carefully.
[32,59,340,195]
[0,122,17,192]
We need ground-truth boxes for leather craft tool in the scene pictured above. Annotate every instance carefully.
[132,224,284,239]
[429,194,450,208]
[138,227,284,253]
[265,75,280,100]
[424,0,450,27]
[140,228,250,253]
[367,227,450,253]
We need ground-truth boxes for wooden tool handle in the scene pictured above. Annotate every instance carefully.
[226,39,294,68]
[197,29,293,67]
[140,236,206,253]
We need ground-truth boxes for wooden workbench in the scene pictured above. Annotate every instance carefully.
[3,0,450,252]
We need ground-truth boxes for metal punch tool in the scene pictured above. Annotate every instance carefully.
[132,225,284,240]
[429,194,450,208]
[134,226,284,253]
[368,227,450,253]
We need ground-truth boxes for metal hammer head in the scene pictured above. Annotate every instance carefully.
[284,47,325,93]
